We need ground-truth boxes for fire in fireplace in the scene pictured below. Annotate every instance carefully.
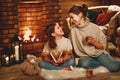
[0,0,61,60]
[23,27,40,43]
[17,1,46,58]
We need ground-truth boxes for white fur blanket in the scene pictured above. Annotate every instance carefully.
[40,66,109,80]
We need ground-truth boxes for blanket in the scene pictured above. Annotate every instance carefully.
[40,66,109,80]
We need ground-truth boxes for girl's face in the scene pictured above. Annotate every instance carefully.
[69,13,82,26]
[52,23,64,37]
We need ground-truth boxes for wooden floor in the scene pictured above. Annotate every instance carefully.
[0,59,120,80]
[0,63,44,80]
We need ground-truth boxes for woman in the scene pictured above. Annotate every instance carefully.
[39,22,75,70]
[67,4,120,72]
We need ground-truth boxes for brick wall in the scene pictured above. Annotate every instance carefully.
[0,0,18,47]
[0,0,62,58]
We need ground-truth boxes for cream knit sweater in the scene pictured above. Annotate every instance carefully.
[70,20,108,57]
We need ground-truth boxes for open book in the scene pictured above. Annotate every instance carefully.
[50,51,63,63]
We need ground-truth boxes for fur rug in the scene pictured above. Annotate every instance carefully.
[40,66,109,80]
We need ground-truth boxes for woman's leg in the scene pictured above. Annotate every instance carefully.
[39,60,61,70]
[78,56,102,69]
[60,58,76,68]
[96,53,120,72]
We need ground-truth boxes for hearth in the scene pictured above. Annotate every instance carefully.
[0,0,61,60]
[18,1,46,58]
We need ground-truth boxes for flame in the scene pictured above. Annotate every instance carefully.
[23,28,39,43]
[31,35,35,42]
[23,28,31,41]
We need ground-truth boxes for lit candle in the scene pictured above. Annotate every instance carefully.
[10,55,14,62]
[10,55,14,58]
[15,45,19,61]
[5,57,9,64]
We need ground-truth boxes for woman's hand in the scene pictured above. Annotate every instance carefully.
[86,36,95,45]
[86,36,104,49]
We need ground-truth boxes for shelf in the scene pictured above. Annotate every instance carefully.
[18,1,44,4]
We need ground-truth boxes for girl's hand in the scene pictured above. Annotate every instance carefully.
[57,57,64,64]
[52,62,59,66]
[64,53,71,61]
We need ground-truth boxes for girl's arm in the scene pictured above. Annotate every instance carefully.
[41,52,58,65]
[57,50,72,64]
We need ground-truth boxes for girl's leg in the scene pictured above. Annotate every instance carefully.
[39,60,61,70]
[96,53,120,72]
[78,56,102,69]
[39,58,76,70]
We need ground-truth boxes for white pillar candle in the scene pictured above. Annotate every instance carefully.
[5,56,9,64]
[15,45,19,61]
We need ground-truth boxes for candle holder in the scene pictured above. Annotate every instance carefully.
[0,46,15,66]
[11,34,23,64]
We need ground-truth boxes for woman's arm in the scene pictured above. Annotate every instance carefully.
[91,41,104,49]
[86,36,104,49]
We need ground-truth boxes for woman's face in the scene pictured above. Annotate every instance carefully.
[69,13,82,26]
[52,23,64,36]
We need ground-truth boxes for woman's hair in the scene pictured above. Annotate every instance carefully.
[68,4,88,17]
[45,22,57,49]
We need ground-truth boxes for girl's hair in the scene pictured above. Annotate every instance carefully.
[45,22,57,49]
[68,4,88,17]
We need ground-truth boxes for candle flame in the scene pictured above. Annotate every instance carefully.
[5,57,9,61]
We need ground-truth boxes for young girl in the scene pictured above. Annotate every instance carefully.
[39,22,75,70]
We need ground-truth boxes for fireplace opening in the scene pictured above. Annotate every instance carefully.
[18,1,46,58]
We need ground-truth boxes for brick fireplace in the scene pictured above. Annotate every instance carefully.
[0,0,62,58]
